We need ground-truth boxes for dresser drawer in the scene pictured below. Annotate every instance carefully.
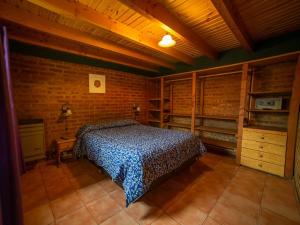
[241,148,285,166]
[242,139,286,156]
[243,129,287,146]
[241,156,284,177]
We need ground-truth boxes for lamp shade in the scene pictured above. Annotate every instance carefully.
[158,34,176,47]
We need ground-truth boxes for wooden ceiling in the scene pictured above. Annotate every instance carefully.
[1,0,300,73]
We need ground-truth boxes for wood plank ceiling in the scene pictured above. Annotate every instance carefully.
[0,0,300,73]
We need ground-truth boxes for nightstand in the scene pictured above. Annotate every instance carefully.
[55,138,76,166]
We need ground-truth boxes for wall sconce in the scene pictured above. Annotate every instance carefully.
[61,103,72,139]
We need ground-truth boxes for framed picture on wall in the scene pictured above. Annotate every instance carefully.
[89,74,106,93]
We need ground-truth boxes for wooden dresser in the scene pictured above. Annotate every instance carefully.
[241,127,287,177]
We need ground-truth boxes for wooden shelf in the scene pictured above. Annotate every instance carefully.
[247,109,289,113]
[148,119,160,123]
[196,126,237,135]
[202,137,236,149]
[149,98,170,101]
[166,122,191,129]
[196,115,238,121]
[149,109,170,112]
[244,125,287,132]
[165,113,191,117]
[248,91,291,96]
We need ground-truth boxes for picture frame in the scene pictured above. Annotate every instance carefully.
[89,74,106,93]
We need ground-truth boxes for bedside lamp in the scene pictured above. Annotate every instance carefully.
[61,104,72,140]
[133,104,140,120]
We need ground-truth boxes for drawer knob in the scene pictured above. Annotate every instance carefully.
[261,137,265,140]
[259,154,263,158]
[258,163,262,167]
[259,146,263,149]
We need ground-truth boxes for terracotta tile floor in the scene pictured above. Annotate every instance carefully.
[22,153,300,225]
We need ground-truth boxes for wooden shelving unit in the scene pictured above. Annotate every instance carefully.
[247,109,289,113]
[248,91,291,96]
[202,137,236,149]
[195,126,237,135]
[165,113,191,117]
[166,122,191,129]
[196,115,238,121]
[147,53,300,177]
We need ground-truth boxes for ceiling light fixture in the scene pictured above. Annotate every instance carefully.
[158,34,176,47]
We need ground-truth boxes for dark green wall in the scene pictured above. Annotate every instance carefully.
[9,29,300,77]
[160,30,300,75]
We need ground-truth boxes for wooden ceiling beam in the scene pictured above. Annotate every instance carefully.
[26,0,194,65]
[211,0,254,51]
[0,1,175,70]
[119,0,218,59]
[9,34,159,72]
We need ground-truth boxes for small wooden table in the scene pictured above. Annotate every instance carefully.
[55,138,76,166]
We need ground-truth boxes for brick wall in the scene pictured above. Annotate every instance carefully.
[11,53,148,152]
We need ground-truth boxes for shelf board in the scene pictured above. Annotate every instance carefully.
[196,126,237,135]
[149,98,170,101]
[247,109,289,113]
[196,115,238,121]
[248,91,291,96]
[148,119,160,123]
[149,109,170,112]
[166,122,191,129]
[244,125,287,132]
[201,137,236,149]
[165,113,191,117]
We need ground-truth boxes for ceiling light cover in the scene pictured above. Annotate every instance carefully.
[158,34,176,47]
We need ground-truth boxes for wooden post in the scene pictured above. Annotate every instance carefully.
[285,55,300,177]
[200,79,205,121]
[160,77,164,128]
[191,72,196,133]
[236,63,249,164]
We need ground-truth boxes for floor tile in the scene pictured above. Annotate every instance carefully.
[109,188,126,208]
[24,204,54,225]
[258,208,300,225]
[202,217,221,225]
[21,154,300,225]
[125,200,163,225]
[166,201,207,225]
[262,187,300,223]
[56,207,97,225]
[100,210,138,225]
[220,191,260,218]
[77,182,107,204]
[86,195,122,224]
[151,213,180,225]
[50,192,84,219]
[209,201,257,225]
[69,173,99,189]
[98,177,122,193]
[181,187,218,213]
[225,181,263,204]
[45,177,76,201]
[22,186,49,212]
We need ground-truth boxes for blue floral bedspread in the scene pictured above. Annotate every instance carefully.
[74,120,206,206]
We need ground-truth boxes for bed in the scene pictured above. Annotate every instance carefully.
[74,119,206,206]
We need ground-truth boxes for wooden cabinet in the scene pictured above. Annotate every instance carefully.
[241,127,286,176]
[19,119,45,162]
